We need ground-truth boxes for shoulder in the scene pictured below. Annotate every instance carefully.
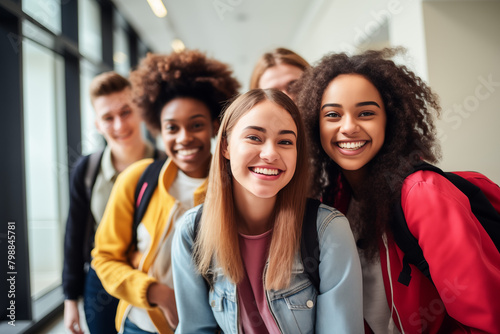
[174,205,202,243]
[315,203,351,240]
[70,154,91,177]
[401,170,467,207]
[117,158,155,182]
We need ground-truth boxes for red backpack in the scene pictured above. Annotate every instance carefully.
[390,162,500,286]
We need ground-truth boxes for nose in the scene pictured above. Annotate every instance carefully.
[113,116,123,131]
[260,142,279,162]
[176,128,193,145]
[340,114,359,135]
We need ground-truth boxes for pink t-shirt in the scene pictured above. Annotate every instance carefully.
[237,230,281,334]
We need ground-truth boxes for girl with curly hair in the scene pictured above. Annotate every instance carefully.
[92,50,240,334]
[296,48,500,333]
[172,89,363,333]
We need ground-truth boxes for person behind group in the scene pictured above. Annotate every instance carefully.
[295,47,500,333]
[91,50,240,334]
[249,47,309,100]
[172,88,363,333]
[62,71,162,334]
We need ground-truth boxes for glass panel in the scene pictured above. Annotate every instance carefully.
[80,60,105,155]
[79,0,102,62]
[113,11,130,75]
[23,39,68,299]
[22,0,61,35]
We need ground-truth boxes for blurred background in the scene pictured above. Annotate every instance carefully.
[1,0,499,332]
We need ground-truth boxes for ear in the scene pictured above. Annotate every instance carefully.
[222,137,230,160]
[212,119,220,137]
[94,119,103,135]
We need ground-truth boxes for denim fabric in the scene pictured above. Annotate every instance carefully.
[83,266,119,334]
[123,317,158,334]
[172,203,364,334]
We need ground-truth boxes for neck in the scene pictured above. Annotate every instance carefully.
[233,189,276,236]
[110,139,148,172]
[342,167,368,199]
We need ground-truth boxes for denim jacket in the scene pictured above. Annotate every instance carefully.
[172,203,363,334]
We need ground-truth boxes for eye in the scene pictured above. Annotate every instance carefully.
[359,111,376,117]
[103,116,113,122]
[246,135,261,142]
[164,124,178,132]
[279,139,294,146]
[191,122,206,130]
[324,111,340,118]
[121,109,132,117]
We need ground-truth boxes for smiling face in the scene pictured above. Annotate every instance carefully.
[223,100,298,201]
[320,74,387,175]
[258,63,304,100]
[160,97,218,178]
[94,88,143,149]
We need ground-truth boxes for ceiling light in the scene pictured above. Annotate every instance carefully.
[147,0,167,18]
[171,39,185,53]
[113,52,128,64]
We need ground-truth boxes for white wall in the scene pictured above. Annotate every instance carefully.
[423,1,500,184]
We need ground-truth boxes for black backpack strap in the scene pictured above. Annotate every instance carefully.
[391,162,443,286]
[84,149,104,200]
[131,158,166,248]
[301,198,322,291]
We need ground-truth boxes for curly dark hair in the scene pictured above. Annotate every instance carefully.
[130,49,241,131]
[296,47,441,260]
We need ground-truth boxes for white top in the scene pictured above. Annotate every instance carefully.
[127,169,206,332]
[347,199,400,334]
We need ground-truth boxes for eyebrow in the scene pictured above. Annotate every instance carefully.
[244,125,297,137]
[321,101,381,110]
[162,113,208,123]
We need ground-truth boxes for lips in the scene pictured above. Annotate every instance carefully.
[114,130,133,141]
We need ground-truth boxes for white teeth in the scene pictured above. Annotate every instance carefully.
[337,141,366,150]
[253,167,279,175]
[178,148,198,156]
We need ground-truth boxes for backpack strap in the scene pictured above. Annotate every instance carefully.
[300,198,322,292]
[391,162,440,286]
[131,158,166,249]
[84,149,104,200]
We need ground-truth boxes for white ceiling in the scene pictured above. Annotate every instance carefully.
[112,0,316,89]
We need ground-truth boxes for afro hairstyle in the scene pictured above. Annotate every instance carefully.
[130,49,241,131]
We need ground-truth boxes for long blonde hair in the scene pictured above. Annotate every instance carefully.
[194,89,309,290]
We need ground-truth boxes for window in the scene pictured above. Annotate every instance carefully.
[22,39,68,299]
[79,0,102,62]
[22,0,61,35]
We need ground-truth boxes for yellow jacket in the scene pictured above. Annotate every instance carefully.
[91,158,207,333]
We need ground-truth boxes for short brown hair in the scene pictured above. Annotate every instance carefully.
[249,47,310,90]
[89,71,130,105]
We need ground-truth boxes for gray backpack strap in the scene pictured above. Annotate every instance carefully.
[84,149,104,200]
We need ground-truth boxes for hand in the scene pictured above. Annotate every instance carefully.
[64,299,84,334]
[147,283,179,330]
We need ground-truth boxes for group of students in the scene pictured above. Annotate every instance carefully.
[62,47,500,334]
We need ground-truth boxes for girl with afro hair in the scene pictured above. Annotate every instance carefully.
[92,50,240,334]
[296,48,500,333]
